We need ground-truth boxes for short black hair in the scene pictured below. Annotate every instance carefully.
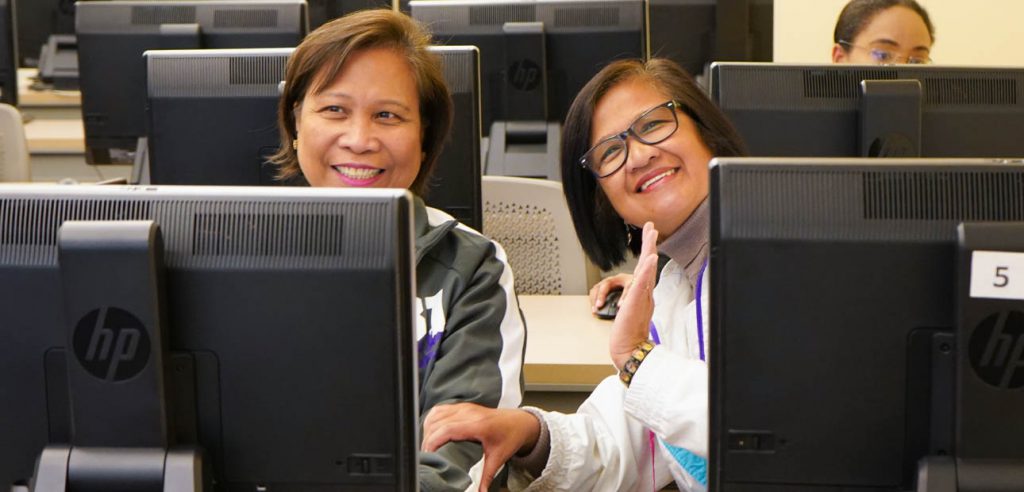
[560,58,746,271]
[834,0,934,45]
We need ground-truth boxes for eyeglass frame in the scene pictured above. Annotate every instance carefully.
[837,40,932,65]
[578,100,681,179]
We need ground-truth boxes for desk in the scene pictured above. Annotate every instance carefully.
[519,295,616,412]
[22,118,131,183]
[17,68,81,120]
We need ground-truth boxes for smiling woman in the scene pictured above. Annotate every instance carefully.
[421,58,748,492]
[270,9,527,492]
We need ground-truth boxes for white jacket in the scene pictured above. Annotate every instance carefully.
[510,259,709,491]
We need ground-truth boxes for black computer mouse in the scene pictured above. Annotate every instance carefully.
[595,288,623,320]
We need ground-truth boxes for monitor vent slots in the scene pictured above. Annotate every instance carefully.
[190,212,344,257]
[0,199,152,265]
[863,171,1024,221]
[229,56,288,85]
[130,6,197,25]
[214,9,279,28]
[802,69,896,99]
[469,4,535,25]
[553,6,619,28]
[922,77,1017,105]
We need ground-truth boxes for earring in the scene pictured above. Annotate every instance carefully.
[292,139,298,151]
[624,221,634,247]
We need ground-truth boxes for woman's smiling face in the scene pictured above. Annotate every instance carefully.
[295,46,423,189]
[591,78,713,238]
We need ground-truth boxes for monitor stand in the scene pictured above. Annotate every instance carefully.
[37,35,79,91]
[916,222,1024,491]
[29,221,207,492]
[485,120,561,180]
[859,79,922,157]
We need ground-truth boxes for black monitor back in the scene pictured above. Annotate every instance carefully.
[649,0,772,79]
[422,45,482,231]
[710,62,1024,158]
[75,0,308,165]
[307,0,392,29]
[709,157,1024,491]
[411,0,645,134]
[14,0,74,67]
[0,184,418,491]
[0,0,16,106]
[145,47,290,186]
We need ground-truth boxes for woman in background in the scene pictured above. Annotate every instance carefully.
[421,57,746,491]
[271,9,526,491]
[831,0,934,64]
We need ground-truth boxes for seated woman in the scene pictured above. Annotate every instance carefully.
[421,57,746,491]
[270,9,526,490]
[831,0,935,64]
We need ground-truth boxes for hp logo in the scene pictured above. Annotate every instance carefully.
[969,310,1024,389]
[508,59,541,92]
[72,307,151,382]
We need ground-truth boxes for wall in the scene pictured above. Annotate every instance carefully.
[773,0,1024,67]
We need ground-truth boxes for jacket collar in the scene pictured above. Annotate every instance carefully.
[413,196,458,264]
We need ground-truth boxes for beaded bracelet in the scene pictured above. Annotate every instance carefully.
[618,341,655,387]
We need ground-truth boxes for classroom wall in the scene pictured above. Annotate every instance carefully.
[773,0,1024,67]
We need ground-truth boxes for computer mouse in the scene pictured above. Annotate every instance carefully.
[595,288,623,320]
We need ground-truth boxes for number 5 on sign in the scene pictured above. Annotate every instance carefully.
[970,251,1024,300]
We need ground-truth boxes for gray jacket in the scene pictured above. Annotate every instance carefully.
[413,198,527,491]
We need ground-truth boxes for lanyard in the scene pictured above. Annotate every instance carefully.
[648,258,708,490]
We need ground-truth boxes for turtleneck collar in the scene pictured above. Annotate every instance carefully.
[656,196,709,290]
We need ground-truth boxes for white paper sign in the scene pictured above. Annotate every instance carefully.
[970,250,1024,300]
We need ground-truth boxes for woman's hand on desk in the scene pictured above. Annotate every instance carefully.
[609,222,659,369]
[590,273,633,314]
[422,402,540,491]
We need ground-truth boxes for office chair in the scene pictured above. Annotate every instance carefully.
[0,103,30,182]
[482,175,595,295]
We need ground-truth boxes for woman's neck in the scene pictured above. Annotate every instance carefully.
[657,197,709,290]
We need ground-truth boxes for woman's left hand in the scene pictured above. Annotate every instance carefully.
[609,222,659,368]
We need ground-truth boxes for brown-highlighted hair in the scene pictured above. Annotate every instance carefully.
[270,9,452,195]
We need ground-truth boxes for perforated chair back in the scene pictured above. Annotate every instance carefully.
[0,103,29,182]
[482,176,590,295]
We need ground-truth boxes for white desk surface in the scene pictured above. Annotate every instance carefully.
[519,295,616,391]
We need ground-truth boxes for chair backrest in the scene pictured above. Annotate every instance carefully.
[0,103,29,182]
[482,176,591,295]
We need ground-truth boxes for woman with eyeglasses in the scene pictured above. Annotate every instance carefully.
[831,0,934,65]
[421,58,746,492]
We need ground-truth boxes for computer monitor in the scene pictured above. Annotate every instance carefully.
[143,47,291,187]
[75,0,308,165]
[0,0,16,106]
[709,157,1024,491]
[421,45,483,231]
[307,0,392,29]
[411,0,646,179]
[143,44,482,230]
[14,0,74,68]
[710,62,1024,158]
[648,0,772,79]
[0,184,417,491]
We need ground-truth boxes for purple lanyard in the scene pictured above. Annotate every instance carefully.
[695,258,707,362]
[647,258,707,361]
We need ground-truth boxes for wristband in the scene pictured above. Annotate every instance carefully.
[618,341,655,387]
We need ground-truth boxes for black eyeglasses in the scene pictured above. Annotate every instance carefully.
[837,40,932,65]
[579,100,680,178]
